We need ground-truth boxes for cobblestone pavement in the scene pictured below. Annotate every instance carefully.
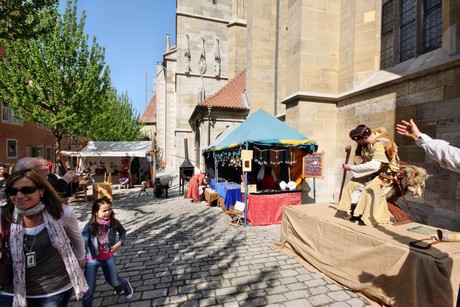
[68,183,372,307]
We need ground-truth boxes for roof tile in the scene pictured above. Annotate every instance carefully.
[140,93,156,123]
[198,70,248,109]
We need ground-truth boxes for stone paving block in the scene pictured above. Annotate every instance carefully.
[285,289,309,301]
[283,298,313,307]
[215,286,239,297]
[309,285,329,295]
[246,297,267,306]
[230,275,258,286]
[286,282,308,291]
[329,290,353,301]
[349,297,373,307]
[142,288,168,299]
[279,269,299,277]
[127,300,156,307]
[216,295,238,304]
[304,277,327,287]
[278,276,298,284]
[168,294,189,304]
[67,190,373,307]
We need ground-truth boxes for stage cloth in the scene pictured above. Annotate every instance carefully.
[274,203,460,307]
[246,191,301,226]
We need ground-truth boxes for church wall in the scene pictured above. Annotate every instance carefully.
[227,0,248,79]
[246,0,277,113]
[170,0,231,173]
[286,59,460,230]
[158,0,460,230]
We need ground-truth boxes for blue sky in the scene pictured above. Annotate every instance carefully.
[59,0,176,115]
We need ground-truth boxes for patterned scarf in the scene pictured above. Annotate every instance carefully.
[10,202,88,306]
[97,218,110,247]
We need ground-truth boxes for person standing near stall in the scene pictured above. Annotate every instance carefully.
[186,173,208,202]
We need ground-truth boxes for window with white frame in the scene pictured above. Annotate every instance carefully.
[6,139,18,159]
[46,146,52,160]
[1,101,23,125]
[380,0,442,69]
[33,146,44,158]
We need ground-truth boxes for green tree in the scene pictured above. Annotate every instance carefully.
[0,0,110,148]
[88,88,145,141]
[0,0,58,40]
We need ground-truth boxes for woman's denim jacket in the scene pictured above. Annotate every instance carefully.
[82,219,126,258]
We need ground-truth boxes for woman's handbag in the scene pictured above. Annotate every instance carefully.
[0,208,13,287]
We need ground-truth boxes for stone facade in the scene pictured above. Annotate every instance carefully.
[156,0,460,229]
[156,0,249,172]
[280,1,460,229]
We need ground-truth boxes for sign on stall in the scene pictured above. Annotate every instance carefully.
[302,152,325,178]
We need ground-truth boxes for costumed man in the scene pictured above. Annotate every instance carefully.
[337,125,399,226]
[186,173,208,202]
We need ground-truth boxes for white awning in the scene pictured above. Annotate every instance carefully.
[60,141,152,158]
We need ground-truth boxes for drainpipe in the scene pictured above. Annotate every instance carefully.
[274,0,280,116]
[163,61,167,166]
[207,107,212,146]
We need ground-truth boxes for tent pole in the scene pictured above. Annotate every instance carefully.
[244,142,249,227]
[213,151,217,180]
[314,177,316,203]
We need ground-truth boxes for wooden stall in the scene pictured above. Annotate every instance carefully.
[203,109,318,225]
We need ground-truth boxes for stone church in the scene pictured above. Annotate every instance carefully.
[151,0,460,230]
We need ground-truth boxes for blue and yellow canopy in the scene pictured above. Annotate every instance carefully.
[209,109,318,153]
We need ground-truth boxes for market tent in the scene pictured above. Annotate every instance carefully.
[60,141,152,157]
[212,108,318,152]
[208,124,240,150]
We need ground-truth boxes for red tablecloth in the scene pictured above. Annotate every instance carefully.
[246,192,301,226]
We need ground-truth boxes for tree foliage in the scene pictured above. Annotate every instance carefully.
[0,0,111,148]
[0,0,58,40]
[87,88,145,141]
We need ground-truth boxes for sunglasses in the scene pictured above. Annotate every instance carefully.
[5,186,39,196]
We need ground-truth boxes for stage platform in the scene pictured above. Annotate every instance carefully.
[274,203,460,306]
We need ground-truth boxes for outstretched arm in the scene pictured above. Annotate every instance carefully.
[397,119,460,173]
[396,119,422,140]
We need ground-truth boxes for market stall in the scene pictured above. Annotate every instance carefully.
[60,141,154,191]
[203,109,318,226]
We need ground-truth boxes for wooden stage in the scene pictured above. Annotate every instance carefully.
[274,203,460,306]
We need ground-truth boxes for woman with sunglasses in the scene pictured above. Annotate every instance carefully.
[0,168,88,306]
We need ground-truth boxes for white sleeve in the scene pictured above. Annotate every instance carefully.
[62,205,86,261]
[416,134,460,173]
[350,160,382,178]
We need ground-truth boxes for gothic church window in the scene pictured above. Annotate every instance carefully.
[380,0,442,69]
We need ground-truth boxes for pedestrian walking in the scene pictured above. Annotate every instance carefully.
[0,168,87,306]
[81,197,133,306]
